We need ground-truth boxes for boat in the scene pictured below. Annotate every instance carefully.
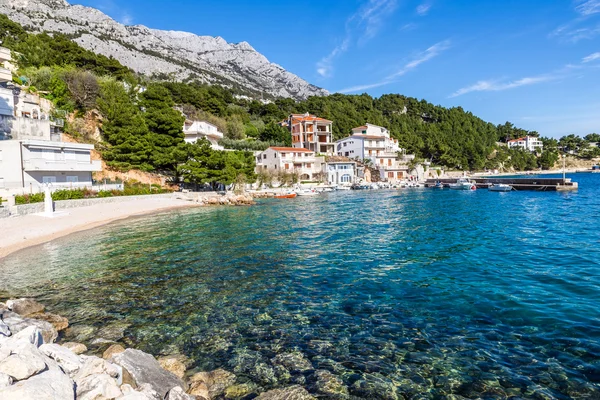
[296,189,319,196]
[488,183,512,192]
[449,178,476,190]
[274,193,297,199]
[337,185,351,191]
[351,184,370,190]
[433,182,444,189]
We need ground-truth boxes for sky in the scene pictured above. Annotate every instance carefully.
[73,0,600,138]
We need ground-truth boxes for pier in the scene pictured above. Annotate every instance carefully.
[425,177,578,191]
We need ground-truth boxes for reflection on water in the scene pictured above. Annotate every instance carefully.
[1,174,600,398]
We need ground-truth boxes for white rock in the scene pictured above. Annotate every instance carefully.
[74,355,120,382]
[76,372,122,400]
[0,358,75,399]
[0,352,46,381]
[165,386,195,400]
[0,319,11,337]
[39,343,82,376]
[61,342,88,355]
[8,326,43,347]
[0,372,13,388]
[1,311,58,344]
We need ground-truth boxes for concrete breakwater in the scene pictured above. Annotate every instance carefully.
[0,298,316,399]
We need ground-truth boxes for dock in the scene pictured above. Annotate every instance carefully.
[425,177,578,191]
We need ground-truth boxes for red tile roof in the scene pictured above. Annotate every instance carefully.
[352,126,368,130]
[289,114,332,124]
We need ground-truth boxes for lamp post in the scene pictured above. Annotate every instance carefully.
[562,154,566,184]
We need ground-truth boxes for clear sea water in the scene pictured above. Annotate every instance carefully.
[1,173,600,399]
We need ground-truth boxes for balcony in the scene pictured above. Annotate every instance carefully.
[23,159,102,172]
[0,67,12,83]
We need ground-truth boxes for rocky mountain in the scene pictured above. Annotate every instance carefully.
[0,0,327,99]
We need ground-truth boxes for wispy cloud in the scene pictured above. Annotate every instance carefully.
[416,3,431,16]
[120,13,133,25]
[316,0,398,78]
[449,75,559,98]
[338,40,451,93]
[583,52,600,62]
[575,0,600,15]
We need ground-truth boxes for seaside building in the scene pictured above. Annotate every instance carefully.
[507,136,543,152]
[255,147,325,181]
[335,123,414,182]
[280,113,335,155]
[325,161,357,186]
[183,120,224,150]
[0,46,100,195]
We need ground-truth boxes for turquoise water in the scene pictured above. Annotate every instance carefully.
[1,173,600,398]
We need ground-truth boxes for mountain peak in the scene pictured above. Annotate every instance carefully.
[0,0,327,99]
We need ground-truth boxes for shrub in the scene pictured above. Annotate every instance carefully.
[15,193,45,204]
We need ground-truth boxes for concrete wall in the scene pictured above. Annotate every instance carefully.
[0,140,23,190]
[0,193,175,218]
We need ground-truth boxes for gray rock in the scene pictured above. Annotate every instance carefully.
[74,355,120,381]
[5,299,45,317]
[62,342,88,355]
[165,385,194,400]
[8,326,44,347]
[76,372,123,400]
[0,357,75,399]
[0,372,13,388]
[272,352,313,372]
[111,349,185,398]
[39,343,82,376]
[96,322,130,341]
[64,325,97,342]
[0,343,47,381]
[0,319,11,337]
[1,310,58,344]
[255,385,316,400]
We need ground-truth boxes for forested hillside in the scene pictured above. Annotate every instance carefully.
[2,13,585,180]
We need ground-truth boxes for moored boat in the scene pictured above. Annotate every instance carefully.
[274,193,297,199]
[296,189,319,196]
[488,183,512,192]
[449,178,476,190]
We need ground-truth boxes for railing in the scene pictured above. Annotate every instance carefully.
[23,159,102,172]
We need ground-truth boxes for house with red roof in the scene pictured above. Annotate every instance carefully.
[507,136,543,152]
[254,147,326,181]
[280,113,335,155]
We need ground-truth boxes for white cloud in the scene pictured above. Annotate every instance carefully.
[450,75,560,98]
[575,0,600,15]
[316,0,397,77]
[583,52,600,62]
[120,13,133,25]
[416,3,431,16]
[338,40,451,93]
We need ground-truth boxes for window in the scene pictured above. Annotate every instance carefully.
[263,154,267,159]
[341,174,352,183]
[306,163,312,168]
[343,142,347,147]
[66,176,78,183]
[42,176,57,183]
[362,130,367,134]
[345,152,349,157]
[388,172,394,178]
[285,164,290,170]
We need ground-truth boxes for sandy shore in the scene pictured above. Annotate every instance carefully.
[0,196,201,259]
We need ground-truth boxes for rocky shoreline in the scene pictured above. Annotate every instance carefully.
[0,298,317,400]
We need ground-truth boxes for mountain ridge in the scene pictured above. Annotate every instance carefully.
[0,0,328,99]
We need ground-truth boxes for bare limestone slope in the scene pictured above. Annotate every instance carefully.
[0,0,327,99]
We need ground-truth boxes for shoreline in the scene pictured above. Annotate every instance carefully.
[0,196,203,260]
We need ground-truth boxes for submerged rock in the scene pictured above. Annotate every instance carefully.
[64,325,97,342]
[224,382,259,399]
[188,368,236,399]
[255,385,316,400]
[351,373,398,400]
[111,348,185,398]
[96,322,131,341]
[272,352,313,372]
[313,370,349,399]
[28,312,69,331]
[158,355,188,379]
[5,299,45,317]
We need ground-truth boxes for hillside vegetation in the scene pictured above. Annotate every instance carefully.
[3,13,595,182]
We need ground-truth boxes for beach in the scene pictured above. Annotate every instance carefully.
[0,196,201,259]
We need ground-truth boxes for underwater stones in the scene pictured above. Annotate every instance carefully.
[224,382,259,399]
[103,344,126,359]
[255,385,316,400]
[158,355,188,379]
[254,312,273,324]
[65,325,97,342]
[187,380,209,399]
[96,321,130,341]
[272,352,313,373]
[188,368,236,399]
[62,342,88,355]
[28,312,69,332]
[5,299,45,317]
[111,349,185,398]
[313,370,349,399]
[351,373,398,400]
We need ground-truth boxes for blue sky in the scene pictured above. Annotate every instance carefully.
[74,0,600,138]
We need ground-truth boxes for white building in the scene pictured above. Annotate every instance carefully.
[183,120,224,150]
[507,136,543,152]
[255,147,325,181]
[280,113,335,155]
[336,123,413,182]
[326,161,357,186]
[0,139,101,194]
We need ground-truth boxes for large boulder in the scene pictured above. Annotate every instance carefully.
[0,372,13,388]
[158,355,188,379]
[255,385,316,400]
[5,299,45,317]
[5,326,44,348]
[0,319,10,337]
[0,343,47,381]
[166,386,195,400]
[39,343,82,377]
[1,310,58,344]
[76,372,122,400]
[0,357,75,399]
[103,344,126,360]
[188,368,236,399]
[74,355,120,382]
[111,349,185,398]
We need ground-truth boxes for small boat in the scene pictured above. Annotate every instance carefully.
[296,189,319,196]
[337,186,351,191]
[351,184,370,190]
[274,193,297,199]
[488,183,512,192]
[433,182,444,189]
[449,178,476,190]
